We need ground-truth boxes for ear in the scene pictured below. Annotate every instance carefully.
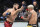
[14,5,16,7]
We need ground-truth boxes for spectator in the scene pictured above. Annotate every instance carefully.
[22,1,27,12]
[33,1,39,12]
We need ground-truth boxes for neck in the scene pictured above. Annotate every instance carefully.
[30,10,34,12]
[13,7,17,11]
[34,5,36,6]
[29,9,32,12]
[13,7,15,11]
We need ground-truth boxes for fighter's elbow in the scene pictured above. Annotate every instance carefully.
[27,18,29,21]
[17,9,21,12]
[3,13,6,16]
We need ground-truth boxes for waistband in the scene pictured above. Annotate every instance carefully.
[28,24,37,26]
[5,20,13,24]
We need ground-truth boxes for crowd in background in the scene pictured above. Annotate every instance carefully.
[0,0,40,22]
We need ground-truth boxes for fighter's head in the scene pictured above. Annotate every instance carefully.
[27,5,34,11]
[13,3,19,9]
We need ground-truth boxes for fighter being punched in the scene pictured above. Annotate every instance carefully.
[3,3,24,27]
[21,5,37,27]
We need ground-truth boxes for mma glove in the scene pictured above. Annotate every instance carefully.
[6,12,11,15]
[21,16,23,19]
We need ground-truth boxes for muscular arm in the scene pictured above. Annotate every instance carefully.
[12,6,24,16]
[23,17,29,21]
[22,13,32,21]
[3,9,9,16]
[19,6,24,11]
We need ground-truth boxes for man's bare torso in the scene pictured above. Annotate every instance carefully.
[6,8,17,22]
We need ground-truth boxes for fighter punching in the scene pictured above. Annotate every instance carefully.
[3,3,24,27]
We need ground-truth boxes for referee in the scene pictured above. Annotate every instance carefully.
[33,1,39,12]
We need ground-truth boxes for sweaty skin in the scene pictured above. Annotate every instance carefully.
[3,6,24,23]
[29,10,37,24]
[23,10,37,24]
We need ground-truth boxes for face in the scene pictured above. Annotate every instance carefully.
[28,8,32,12]
[22,1,25,4]
[33,2,37,6]
[15,4,19,9]
[39,10,40,13]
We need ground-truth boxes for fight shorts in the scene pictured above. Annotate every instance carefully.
[4,21,13,27]
[27,24,37,27]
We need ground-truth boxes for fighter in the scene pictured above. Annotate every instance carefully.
[3,3,24,27]
[21,5,37,27]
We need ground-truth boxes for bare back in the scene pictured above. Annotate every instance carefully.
[29,10,37,24]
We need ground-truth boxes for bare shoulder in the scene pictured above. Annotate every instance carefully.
[15,8,20,10]
[7,8,13,11]
[32,11,37,16]
[31,10,37,16]
[34,11,37,14]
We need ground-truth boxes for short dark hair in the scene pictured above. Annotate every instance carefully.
[13,3,19,7]
[13,3,19,5]
[33,1,37,3]
[22,1,25,2]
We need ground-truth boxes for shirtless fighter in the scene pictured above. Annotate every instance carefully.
[21,5,37,27]
[3,3,24,27]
